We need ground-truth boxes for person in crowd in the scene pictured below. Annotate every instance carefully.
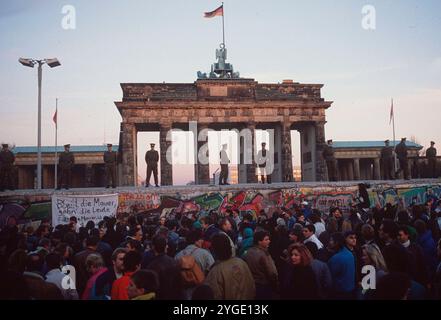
[111,250,142,300]
[205,233,255,300]
[73,235,99,296]
[175,229,215,275]
[304,242,332,299]
[414,219,438,277]
[23,253,63,300]
[243,230,278,300]
[327,233,356,299]
[45,253,79,300]
[94,248,127,299]
[238,227,254,258]
[82,253,108,300]
[397,226,429,287]
[280,243,319,299]
[303,224,324,249]
[127,270,160,300]
[146,235,182,300]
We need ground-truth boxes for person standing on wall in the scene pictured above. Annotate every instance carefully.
[58,144,74,190]
[145,143,159,187]
[323,140,338,182]
[219,144,230,185]
[395,138,409,180]
[380,140,394,180]
[426,141,437,178]
[257,142,271,184]
[0,143,16,191]
[104,144,118,188]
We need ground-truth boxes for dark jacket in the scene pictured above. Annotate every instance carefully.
[280,263,319,300]
[145,150,159,166]
[73,248,96,296]
[146,254,182,300]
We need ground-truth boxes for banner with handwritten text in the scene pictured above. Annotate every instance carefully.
[52,194,118,227]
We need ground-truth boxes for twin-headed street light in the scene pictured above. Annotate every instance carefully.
[19,57,61,190]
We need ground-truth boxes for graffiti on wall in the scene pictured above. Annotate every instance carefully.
[1,182,440,227]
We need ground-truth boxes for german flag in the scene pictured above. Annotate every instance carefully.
[204,5,223,18]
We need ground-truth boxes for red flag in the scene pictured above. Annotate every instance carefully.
[53,109,57,128]
[389,99,394,124]
[204,5,223,18]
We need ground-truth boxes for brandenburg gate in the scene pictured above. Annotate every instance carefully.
[115,46,333,186]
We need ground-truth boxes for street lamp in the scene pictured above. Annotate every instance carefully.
[19,57,61,190]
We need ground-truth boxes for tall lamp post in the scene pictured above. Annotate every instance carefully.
[19,58,61,190]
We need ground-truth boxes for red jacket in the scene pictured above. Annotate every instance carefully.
[111,271,135,300]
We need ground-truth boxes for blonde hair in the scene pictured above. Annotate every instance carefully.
[362,244,388,272]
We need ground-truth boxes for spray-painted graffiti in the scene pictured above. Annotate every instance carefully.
[1,182,440,227]
[117,192,161,214]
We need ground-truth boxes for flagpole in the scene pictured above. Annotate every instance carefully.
[54,98,58,190]
[222,2,225,46]
[392,98,397,177]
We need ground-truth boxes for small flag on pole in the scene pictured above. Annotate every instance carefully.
[389,99,394,125]
[204,5,224,18]
[53,109,57,128]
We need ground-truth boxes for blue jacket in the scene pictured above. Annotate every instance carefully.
[328,247,355,294]
[417,230,437,274]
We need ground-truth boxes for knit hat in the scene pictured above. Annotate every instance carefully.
[192,221,202,230]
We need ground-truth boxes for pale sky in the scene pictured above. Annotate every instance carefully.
[1,0,440,185]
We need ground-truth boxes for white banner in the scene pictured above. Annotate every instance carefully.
[52,194,118,227]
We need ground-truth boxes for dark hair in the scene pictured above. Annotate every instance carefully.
[397,226,410,236]
[192,284,214,300]
[86,235,100,248]
[127,239,143,252]
[211,233,232,261]
[414,219,427,235]
[45,253,62,270]
[304,224,316,234]
[304,241,318,258]
[123,251,142,272]
[26,253,43,273]
[309,213,321,224]
[8,249,28,273]
[253,230,269,245]
[85,220,95,230]
[380,219,398,239]
[373,272,411,300]
[38,238,51,248]
[330,232,345,251]
[131,270,159,293]
[69,216,77,223]
[200,216,213,226]
[111,248,128,261]
[186,229,203,244]
[89,228,100,238]
[152,235,167,254]
[361,224,375,241]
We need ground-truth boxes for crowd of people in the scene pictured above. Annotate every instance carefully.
[1,194,441,300]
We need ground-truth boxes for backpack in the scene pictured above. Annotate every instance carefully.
[177,248,205,288]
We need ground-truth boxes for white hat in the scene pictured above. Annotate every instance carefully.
[301,201,308,206]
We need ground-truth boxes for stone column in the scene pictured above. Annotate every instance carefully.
[85,164,93,187]
[246,123,258,183]
[42,165,51,189]
[281,122,293,182]
[348,160,354,181]
[121,122,136,186]
[160,123,173,186]
[195,124,210,185]
[373,158,381,180]
[314,121,327,181]
[353,158,360,181]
